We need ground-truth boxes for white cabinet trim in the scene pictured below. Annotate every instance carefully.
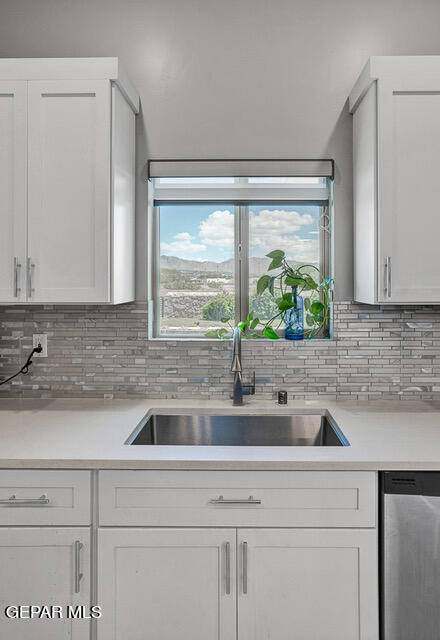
[0,58,139,113]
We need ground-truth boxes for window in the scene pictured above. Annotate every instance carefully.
[150,174,332,338]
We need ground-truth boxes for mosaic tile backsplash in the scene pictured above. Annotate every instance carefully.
[0,301,439,400]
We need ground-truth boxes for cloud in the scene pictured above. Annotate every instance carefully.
[174,232,194,241]
[160,231,206,256]
[250,209,313,235]
[199,210,235,247]
[160,208,319,263]
[249,209,318,263]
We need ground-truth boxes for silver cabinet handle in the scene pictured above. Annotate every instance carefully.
[225,541,231,595]
[27,257,35,297]
[242,541,248,594]
[0,494,49,506]
[74,540,84,594]
[384,256,391,298]
[210,495,262,505]
[13,257,21,297]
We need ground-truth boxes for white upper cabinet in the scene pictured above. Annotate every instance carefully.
[0,58,139,304]
[0,81,27,303]
[27,79,111,303]
[350,56,440,304]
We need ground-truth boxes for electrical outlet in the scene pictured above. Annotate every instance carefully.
[33,334,48,358]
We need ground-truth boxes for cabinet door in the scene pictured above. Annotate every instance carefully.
[27,79,110,303]
[238,528,378,640]
[378,75,440,302]
[0,81,27,303]
[0,528,90,640]
[98,528,236,640]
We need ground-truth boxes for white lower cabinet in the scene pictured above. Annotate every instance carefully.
[97,526,378,640]
[0,528,91,640]
[97,528,237,640]
[0,469,378,640]
[238,528,378,640]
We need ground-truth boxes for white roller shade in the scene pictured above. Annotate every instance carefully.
[148,159,334,179]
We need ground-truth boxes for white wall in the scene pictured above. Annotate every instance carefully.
[2,0,440,300]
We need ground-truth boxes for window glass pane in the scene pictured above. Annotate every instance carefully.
[158,204,235,336]
[247,177,325,185]
[248,204,324,322]
[156,177,235,185]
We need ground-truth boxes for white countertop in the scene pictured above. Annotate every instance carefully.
[1,397,440,470]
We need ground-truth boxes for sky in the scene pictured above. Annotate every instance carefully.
[159,204,321,264]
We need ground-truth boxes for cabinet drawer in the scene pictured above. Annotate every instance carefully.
[0,470,91,525]
[99,470,376,528]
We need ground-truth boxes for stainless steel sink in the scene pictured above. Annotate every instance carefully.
[126,413,349,447]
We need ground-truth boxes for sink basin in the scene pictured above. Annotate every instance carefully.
[126,413,349,447]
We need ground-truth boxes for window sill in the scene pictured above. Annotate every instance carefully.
[148,336,334,343]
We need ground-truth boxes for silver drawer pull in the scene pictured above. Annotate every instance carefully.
[74,540,84,594]
[0,494,49,506]
[210,495,262,505]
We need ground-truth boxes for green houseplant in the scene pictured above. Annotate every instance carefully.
[205,249,332,340]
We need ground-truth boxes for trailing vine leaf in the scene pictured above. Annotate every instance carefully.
[237,321,246,332]
[257,275,270,295]
[268,276,275,296]
[268,257,283,270]
[205,330,219,338]
[285,276,304,287]
[263,326,280,339]
[304,297,311,311]
[304,276,318,290]
[310,301,324,315]
[278,298,295,311]
[306,314,322,326]
[250,318,259,330]
[266,250,285,260]
[220,317,230,323]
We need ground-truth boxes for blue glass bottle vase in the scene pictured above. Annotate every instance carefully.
[284,287,304,340]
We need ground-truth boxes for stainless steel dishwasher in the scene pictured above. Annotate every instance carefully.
[382,471,440,639]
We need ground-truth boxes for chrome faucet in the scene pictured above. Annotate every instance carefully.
[231,327,255,406]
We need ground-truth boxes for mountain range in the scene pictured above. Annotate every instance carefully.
[160,254,270,276]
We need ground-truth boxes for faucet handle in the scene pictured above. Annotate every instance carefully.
[243,371,256,396]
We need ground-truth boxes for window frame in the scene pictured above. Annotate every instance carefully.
[149,178,332,340]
